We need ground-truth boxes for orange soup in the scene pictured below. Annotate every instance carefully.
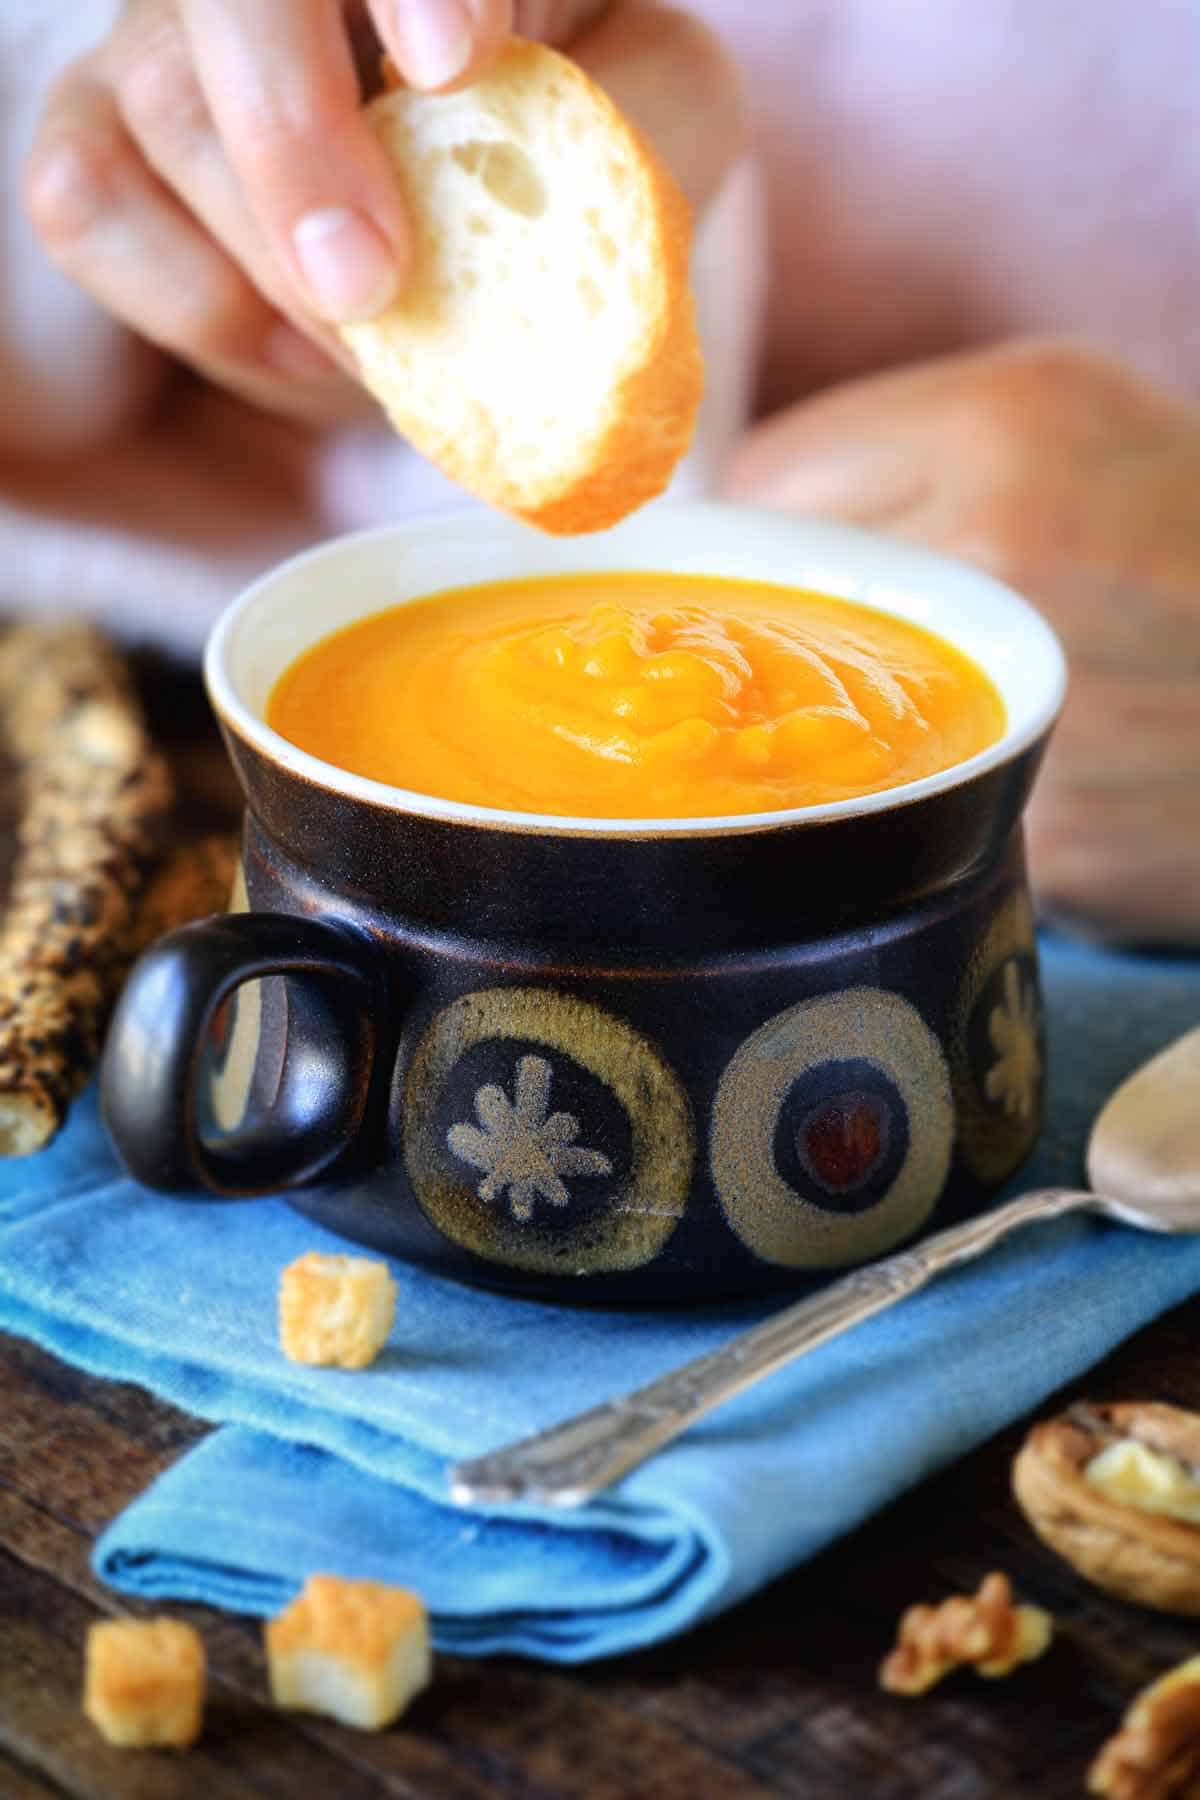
[267,573,1006,818]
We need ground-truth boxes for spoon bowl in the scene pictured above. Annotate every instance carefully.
[1087,1026,1200,1228]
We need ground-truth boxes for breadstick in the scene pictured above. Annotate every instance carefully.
[0,621,173,1154]
[126,832,240,957]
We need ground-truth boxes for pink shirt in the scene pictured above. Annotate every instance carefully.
[2,2,1196,649]
[692,0,1200,407]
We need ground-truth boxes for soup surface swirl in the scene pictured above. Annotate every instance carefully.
[267,572,1006,818]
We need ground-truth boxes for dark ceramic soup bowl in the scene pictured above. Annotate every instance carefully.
[100,502,1066,1303]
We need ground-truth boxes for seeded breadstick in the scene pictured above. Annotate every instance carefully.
[0,621,173,1154]
[126,832,240,956]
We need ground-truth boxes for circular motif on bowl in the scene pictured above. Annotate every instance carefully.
[710,987,954,1268]
[401,987,694,1275]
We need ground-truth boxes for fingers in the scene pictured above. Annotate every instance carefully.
[728,429,935,528]
[1045,671,1200,788]
[178,0,413,322]
[372,0,514,90]
[27,73,270,364]
[29,0,730,432]
[24,68,356,424]
[1028,772,1200,947]
[112,5,329,341]
[727,412,941,537]
[726,339,1200,946]
[177,1,543,323]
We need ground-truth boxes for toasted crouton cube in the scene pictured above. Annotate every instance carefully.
[279,1251,397,1369]
[83,1617,205,1748]
[265,1574,431,1730]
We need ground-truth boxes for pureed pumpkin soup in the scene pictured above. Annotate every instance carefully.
[266,572,1006,819]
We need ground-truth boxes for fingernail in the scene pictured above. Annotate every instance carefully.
[393,1,474,89]
[292,207,399,321]
[263,322,344,380]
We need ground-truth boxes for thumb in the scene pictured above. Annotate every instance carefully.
[727,430,931,527]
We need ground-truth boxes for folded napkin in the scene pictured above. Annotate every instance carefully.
[1,933,1199,1663]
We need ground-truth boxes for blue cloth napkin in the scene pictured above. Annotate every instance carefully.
[1,933,1199,1663]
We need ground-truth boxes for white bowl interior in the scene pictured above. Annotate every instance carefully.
[207,500,1067,835]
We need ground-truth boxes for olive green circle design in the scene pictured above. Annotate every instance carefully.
[402,987,694,1276]
[710,987,954,1268]
[950,889,1042,1184]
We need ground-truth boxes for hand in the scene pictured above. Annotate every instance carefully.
[727,341,1200,945]
[24,2,740,427]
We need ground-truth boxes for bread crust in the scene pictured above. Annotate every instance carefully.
[343,40,702,534]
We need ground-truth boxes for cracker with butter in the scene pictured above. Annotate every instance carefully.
[340,39,701,533]
[1013,1401,1200,1613]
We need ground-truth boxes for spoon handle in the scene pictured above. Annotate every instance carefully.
[448,1186,1092,1509]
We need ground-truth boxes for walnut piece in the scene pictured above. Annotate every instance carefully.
[1089,1654,1200,1799]
[879,1571,1052,1695]
[1013,1403,1200,1613]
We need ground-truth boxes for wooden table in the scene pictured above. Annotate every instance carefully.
[3,661,1198,1799]
[8,1307,1200,1800]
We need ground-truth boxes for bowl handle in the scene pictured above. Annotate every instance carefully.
[100,913,381,1195]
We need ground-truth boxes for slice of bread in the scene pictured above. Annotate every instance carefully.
[340,40,702,534]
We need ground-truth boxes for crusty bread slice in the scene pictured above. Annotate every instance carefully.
[340,40,702,534]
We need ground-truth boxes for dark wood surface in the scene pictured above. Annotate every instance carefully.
[2,660,1199,1799]
[8,1307,1200,1800]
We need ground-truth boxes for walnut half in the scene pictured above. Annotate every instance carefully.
[879,1571,1053,1695]
[1089,1655,1200,1799]
[1013,1403,1200,1614]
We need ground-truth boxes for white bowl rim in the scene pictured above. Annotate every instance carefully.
[205,501,1068,839]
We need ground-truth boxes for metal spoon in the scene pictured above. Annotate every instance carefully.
[449,1025,1200,1509]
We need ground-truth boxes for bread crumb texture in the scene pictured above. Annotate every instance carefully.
[266,1574,432,1730]
[1012,1404,1200,1614]
[341,39,701,532]
[279,1251,397,1369]
[83,1616,206,1749]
